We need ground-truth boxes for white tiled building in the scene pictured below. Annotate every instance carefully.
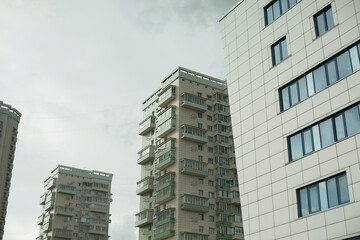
[220,0,360,239]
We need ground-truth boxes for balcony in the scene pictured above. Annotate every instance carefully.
[90,204,109,213]
[155,149,175,171]
[139,115,156,136]
[44,199,54,211]
[181,232,209,240]
[137,145,155,165]
[158,85,176,108]
[181,125,207,143]
[155,185,175,204]
[37,215,44,225]
[154,208,175,227]
[55,206,75,216]
[181,159,208,177]
[157,106,176,126]
[181,93,207,112]
[46,178,56,190]
[58,184,76,195]
[213,92,229,106]
[53,229,72,239]
[214,103,230,115]
[155,172,175,191]
[154,222,175,240]
[40,194,46,205]
[89,225,107,235]
[135,209,153,227]
[157,118,176,138]
[136,176,154,195]
[181,194,209,213]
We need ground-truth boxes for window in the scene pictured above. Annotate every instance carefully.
[209,216,215,222]
[208,158,214,164]
[265,0,300,26]
[198,178,204,185]
[272,37,288,65]
[207,95,212,100]
[198,190,203,196]
[280,41,360,111]
[199,226,204,233]
[198,113,203,118]
[208,169,214,175]
[198,155,203,161]
[209,204,214,210]
[207,105,212,111]
[207,126,213,131]
[198,145,203,151]
[198,123,203,128]
[198,214,204,220]
[197,92,202,97]
[207,147,213,153]
[314,5,334,37]
[209,227,215,234]
[207,115,213,121]
[208,180,214,186]
[208,136,213,142]
[209,192,214,198]
[297,172,350,217]
[288,103,360,161]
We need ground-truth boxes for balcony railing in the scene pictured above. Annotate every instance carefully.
[55,206,75,216]
[154,208,175,227]
[157,117,176,138]
[181,125,208,143]
[181,159,208,177]
[181,232,209,240]
[154,222,175,240]
[58,184,76,195]
[155,148,175,171]
[39,194,46,205]
[44,199,54,211]
[213,92,229,105]
[37,215,44,225]
[158,85,176,107]
[214,103,230,115]
[157,106,176,126]
[135,209,153,227]
[139,115,156,136]
[90,204,109,213]
[155,185,175,204]
[181,93,207,112]
[181,194,209,213]
[137,145,155,165]
[46,178,56,190]
[53,229,72,239]
[155,172,175,191]
[136,176,154,195]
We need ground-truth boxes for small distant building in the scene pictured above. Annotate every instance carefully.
[36,165,112,240]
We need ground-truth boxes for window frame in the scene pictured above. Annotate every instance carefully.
[314,4,334,37]
[264,0,300,26]
[297,172,350,217]
[271,36,288,66]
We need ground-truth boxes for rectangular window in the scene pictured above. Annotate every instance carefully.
[272,37,288,65]
[314,5,334,37]
[265,0,300,26]
[280,41,360,111]
[288,103,360,161]
[297,172,350,217]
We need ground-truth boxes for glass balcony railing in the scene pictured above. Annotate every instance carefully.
[53,229,72,239]
[153,208,175,227]
[139,115,156,136]
[157,106,176,126]
[181,232,209,240]
[39,194,46,205]
[58,184,76,195]
[213,92,229,106]
[154,222,175,240]
[181,125,208,143]
[155,149,175,171]
[157,118,176,138]
[89,204,109,213]
[181,159,208,177]
[37,215,44,225]
[46,178,56,190]
[44,199,54,211]
[135,209,153,227]
[214,103,230,115]
[136,176,154,195]
[55,206,75,216]
[155,172,175,192]
[181,194,209,213]
[137,145,155,165]
[155,185,175,204]
[181,93,207,112]
[158,86,176,107]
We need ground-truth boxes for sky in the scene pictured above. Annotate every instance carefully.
[0,0,238,239]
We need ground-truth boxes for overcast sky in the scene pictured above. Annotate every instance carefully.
[0,0,238,239]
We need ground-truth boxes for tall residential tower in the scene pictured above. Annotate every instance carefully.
[36,165,112,240]
[136,67,243,240]
[0,101,21,239]
[220,0,360,239]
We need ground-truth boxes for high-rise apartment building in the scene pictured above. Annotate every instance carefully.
[220,0,360,239]
[136,67,243,240]
[0,101,21,239]
[36,165,112,240]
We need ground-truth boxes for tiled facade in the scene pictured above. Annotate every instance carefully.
[136,67,244,240]
[36,165,112,240]
[220,0,360,239]
[0,101,21,239]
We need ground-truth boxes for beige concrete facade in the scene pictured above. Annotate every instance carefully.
[0,101,21,239]
[136,67,244,240]
[36,165,112,240]
[220,0,360,239]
